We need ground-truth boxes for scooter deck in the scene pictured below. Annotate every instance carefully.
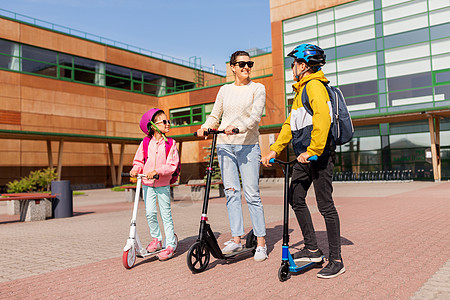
[289,257,324,272]
[137,248,165,258]
[223,246,255,259]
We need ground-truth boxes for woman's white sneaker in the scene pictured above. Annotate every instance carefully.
[222,240,242,254]
[254,245,268,262]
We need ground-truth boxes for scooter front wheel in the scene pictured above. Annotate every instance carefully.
[123,247,136,269]
[186,241,210,273]
[278,263,291,282]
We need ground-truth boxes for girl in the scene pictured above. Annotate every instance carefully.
[130,108,179,261]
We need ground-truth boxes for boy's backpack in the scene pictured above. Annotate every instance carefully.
[301,80,354,146]
[142,136,181,184]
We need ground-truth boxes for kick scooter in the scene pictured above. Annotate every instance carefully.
[122,173,178,269]
[186,128,257,273]
[268,156,324,282]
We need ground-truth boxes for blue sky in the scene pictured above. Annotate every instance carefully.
[0,0,272,74]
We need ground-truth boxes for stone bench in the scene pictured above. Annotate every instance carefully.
[0,193,57,221]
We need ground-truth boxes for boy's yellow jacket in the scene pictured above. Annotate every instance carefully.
[270,70,333,157]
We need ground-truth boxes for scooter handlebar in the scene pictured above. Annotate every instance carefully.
[121,172,158,179]
[193,128,239,137]
[268,155,318,165]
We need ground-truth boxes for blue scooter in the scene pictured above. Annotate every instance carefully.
[269,155,324,282]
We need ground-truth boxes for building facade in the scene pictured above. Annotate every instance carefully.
[271,0,450,180]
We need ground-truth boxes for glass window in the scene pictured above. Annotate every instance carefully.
[337,53,376,72]
[387,72,432,91]
[435,85,450,101]
[335,12,374,32]
[429,7,450,26]
[284,27,317,45]
[283,14,316,32]
[432,54,450,72]
[382,1,427,22]
[385,57,431,78]
[105,64,131,90]
[318,23,334,36]
[390,132,431,148]
[385,42,430,64]
[390,121,429,135]
[21,45,57,77]
[0,39,18,70]
[334,0,373,20]
[336,27,375,46]
[339,80,378,97]
[384,28,429,49]
[73,56,98,84]
[431,38,450,56]
[170,107,191,126]
[389,87,433,106]
[317,8,334,23]
[430,23,450,40]
[383,14,428,36]
[338,67,377,85]
[336,40,376,59]
[346,94,378,110]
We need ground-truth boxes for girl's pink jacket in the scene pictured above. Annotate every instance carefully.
[130,137,180,187]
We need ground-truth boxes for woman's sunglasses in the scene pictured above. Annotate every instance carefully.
[154,119,171,125]
[233,61,254,68]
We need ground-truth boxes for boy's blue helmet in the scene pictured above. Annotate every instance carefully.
[287,44,326,71]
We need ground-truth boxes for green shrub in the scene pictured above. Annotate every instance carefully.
[6,168,58,193]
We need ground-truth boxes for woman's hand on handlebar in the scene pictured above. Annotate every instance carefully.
[129,170,138,177]
[196,128,208,139]
[224,125,238,135]
[261,151,277,167]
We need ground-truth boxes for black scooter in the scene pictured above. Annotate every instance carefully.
[186,128,257,273]
[268,156,324,282]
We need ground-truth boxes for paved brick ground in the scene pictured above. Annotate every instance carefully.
[0,181,448,299]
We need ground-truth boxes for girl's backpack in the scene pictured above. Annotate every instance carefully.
[142,137,181,184]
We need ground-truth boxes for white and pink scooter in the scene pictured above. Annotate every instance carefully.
[122,173,178,269]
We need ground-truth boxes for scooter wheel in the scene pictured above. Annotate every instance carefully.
[186,241,210,274]
[122,248,136,269]
[245,229,257,254]
[278,264,291,282]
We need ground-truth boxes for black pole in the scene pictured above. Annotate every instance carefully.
[201,131,217,215]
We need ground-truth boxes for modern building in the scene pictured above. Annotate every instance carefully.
[270,0,450,181]
[0,0,449,191]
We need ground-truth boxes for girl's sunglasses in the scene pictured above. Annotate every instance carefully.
[233,61,254,68]
[154,119,171,125]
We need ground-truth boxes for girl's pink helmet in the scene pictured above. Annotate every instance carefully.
[139,108,163,135]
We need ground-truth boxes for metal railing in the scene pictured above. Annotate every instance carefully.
[0,8,226,76]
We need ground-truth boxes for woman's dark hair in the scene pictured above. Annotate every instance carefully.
[147,110,165,136]
[230,50,251,65]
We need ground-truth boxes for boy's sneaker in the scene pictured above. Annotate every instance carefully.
[293,248,324,263]
[254,245,268,262]
[157,246,174,261]
[222,240,242,254]
[146,238,162,253]
[317,259,345,279]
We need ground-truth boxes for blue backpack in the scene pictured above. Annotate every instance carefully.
[301,80,354,146]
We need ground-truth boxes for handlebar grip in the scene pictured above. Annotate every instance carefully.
[308,155,318,161]
[232,128,239,134]
[153,174,159,179]
[269,158,275,163]
[121,172,130,177]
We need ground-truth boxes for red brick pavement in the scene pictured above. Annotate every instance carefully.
[0,182,449,299]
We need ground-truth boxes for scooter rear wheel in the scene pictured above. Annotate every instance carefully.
[245,229,257,254]
[278,264,291,282]
[186,241,210,273]
[123,247,136,269]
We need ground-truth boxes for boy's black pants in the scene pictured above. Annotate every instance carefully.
[289,153,342,260]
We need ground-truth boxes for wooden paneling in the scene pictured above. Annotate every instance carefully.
[0,110,20,125]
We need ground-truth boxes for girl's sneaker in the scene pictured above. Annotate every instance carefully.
[146,238,162,253]
[157,246,174,261]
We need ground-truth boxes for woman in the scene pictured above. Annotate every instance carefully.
[196,50,267,262]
